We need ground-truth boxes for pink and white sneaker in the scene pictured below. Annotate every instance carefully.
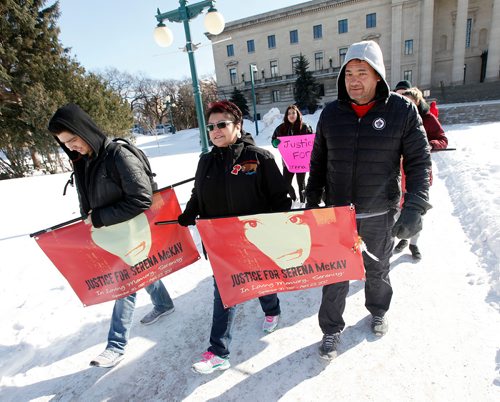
[262,314,280,333]
[192,351,230,374]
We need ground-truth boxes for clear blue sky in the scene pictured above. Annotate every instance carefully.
[57,0,300,80]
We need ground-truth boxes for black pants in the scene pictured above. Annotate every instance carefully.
[318,211,396,334]
[282,162,306,202]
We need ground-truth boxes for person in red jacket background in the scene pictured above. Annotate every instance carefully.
[394,87,448,259]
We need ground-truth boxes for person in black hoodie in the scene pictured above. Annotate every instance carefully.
[177,100,291,374]
[306,41,432,359]
[48,104,175,368]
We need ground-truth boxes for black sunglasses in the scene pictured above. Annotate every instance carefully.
[206,120,234,132]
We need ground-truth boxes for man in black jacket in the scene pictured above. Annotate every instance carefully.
[305,41,431,360]
[48,104,175,368]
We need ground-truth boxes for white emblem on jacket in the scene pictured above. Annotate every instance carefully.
[372,118,386,130]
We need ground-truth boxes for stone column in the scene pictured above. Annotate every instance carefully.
[419,0,435,88]
[485,0,500,81]
[390,1,404,88]
[451,0,469,85]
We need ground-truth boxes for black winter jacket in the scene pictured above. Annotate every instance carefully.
[306,95,431,213]
[183,131,291,220]
[49,104,152,228]
[271,122,314,141]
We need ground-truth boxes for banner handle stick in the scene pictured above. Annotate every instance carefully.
[30,216,83,238]
[29,178,195,238]
[155,220,179,225]
[156,177,194,193]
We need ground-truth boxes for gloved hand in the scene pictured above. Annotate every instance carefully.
[177,213,196,227]
[391,207,422,239]
[271,138,281,148]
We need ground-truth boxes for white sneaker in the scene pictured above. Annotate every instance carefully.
[192,351,230,374]
[262,314,280,333]
[140,306,175,325]
[89,349,124,368]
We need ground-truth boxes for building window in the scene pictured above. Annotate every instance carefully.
[366,13,376,28]
[268,35,276,49]
[229,68,238,84]
[338,19,348,34]
[290,29,299,44]
[339,47,348,65]
[318,84,325,97]
[315,52,324,70]
[226,44,234,57]
[403,70,412,83]
[292,56,300,72]
[247,39,255,53]
[404,39,413,55]
[270,60,279,77]
[272,90,281,102]
[313,24,322,39]
[465,18,472,48]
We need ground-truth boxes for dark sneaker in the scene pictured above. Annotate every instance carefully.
[318,333,341,360]
[371,315,388,336]
[140,306,175,325]
[409,244,422,260]
[90,349,124,368]
[394,239,408,253]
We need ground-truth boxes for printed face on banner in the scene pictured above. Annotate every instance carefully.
[277,133,315,173]
[238,211,311,269]
[197,206,365,308]
[91,213,152,266]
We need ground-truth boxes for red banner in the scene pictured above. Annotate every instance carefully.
[196,206,365,307]
[34,188,200,306]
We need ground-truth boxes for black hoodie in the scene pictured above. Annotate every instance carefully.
[48,104,152,227]
[182,130,291,220]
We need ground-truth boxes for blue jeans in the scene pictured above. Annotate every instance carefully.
[106,280,174,354]
[208,277,280,358]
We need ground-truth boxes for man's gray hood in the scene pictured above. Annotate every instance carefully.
[337,40,390,102]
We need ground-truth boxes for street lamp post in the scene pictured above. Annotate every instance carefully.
[153,0,225,154]
[249,64,259,136]
[165,95,176,134]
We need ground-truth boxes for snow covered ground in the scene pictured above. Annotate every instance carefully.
[0,109,499,401]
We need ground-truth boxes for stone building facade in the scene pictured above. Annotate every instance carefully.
[207,0,500,116]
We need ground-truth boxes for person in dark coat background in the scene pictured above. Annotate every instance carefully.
[271,104,314,204]
[394,79,412,94]
[394,87,448,259]
[177,100,291,374]
[48,104,175,368]
[305,41,432,360]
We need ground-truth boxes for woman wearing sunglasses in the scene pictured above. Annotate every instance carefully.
[177,100,291,374]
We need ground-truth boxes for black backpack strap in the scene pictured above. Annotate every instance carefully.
[105,138,157,191]
[62,172,75,196]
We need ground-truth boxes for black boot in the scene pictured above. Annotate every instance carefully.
[409,244,422,260]
[394,239,408,253]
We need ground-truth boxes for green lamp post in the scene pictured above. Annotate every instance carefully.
[165,95,176,134]
[153,0,225,154]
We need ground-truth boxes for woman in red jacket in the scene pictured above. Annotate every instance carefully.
[394,87,448,259]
